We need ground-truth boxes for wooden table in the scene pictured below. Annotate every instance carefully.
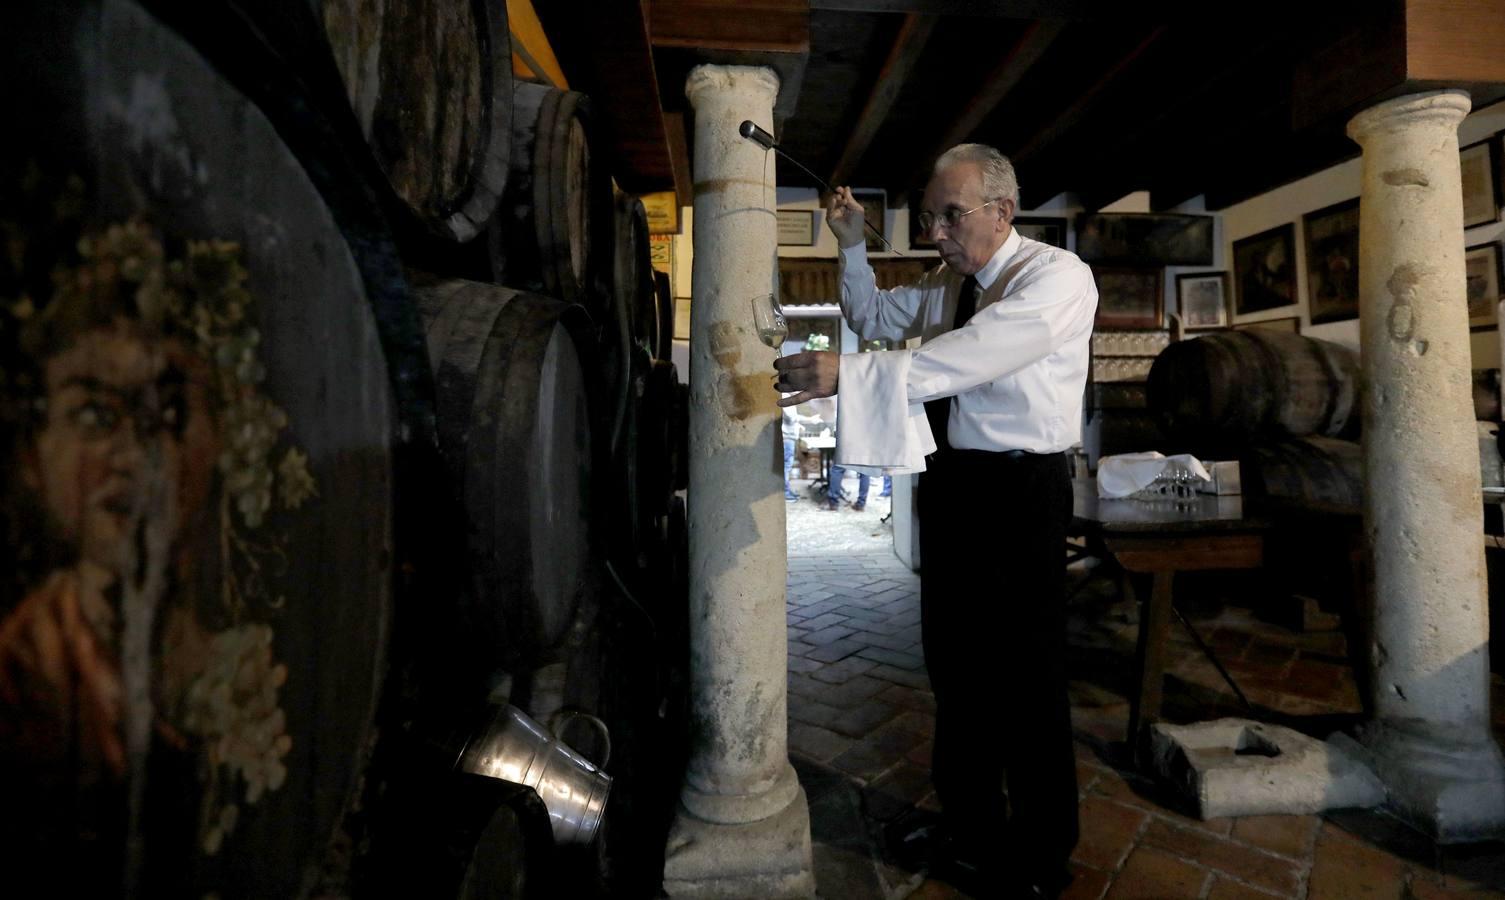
[1072,480,1269,758]
[801,433,837,494]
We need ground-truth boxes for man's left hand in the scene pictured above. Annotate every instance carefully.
[774,351,839,406]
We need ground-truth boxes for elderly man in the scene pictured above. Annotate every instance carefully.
[773,144,1097,898]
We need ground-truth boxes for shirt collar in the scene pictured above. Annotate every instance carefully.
[972,227,1022,292]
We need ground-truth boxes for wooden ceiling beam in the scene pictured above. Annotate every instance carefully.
[906,19,1064,189]
[1045,34,1282,211]
[650,0,811,54]
[1012,26,1166,165]
[809,0,1199,19]
[1405,0,1505,83]
[533,0,676,193]
[828,13,938,187]
[664,111,694,208]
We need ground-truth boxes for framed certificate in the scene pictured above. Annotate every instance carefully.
[777,209,816,246]
[640,191,681,234]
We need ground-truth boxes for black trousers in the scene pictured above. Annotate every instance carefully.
[917,448,1078,872]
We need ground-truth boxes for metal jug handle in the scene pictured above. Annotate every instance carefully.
[549,711,612,770]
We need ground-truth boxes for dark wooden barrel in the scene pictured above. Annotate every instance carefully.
[1,1,403,895]
[613,193,657,357]
[412,277,596,672]
[1147,330,1359,445]
[491,82,610,313]
[652,269,675,362]
[318,0,512,242]
[1242,436,1364,515]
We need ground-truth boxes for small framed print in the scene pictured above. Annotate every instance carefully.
[1093,266,1164,330]
[907,192,935,248]
[851,190,887,253]
[1461,139,1500,229]
[1232,223,1298,315]
[1233,316,1301,334]
[649,233,672,277]
[1303,198,1360,325]
[1466,242,1502,330]
[776,209,816,246]
[1175,272,1230,330]
[640,191,681,235]
[1013,215,1068,248]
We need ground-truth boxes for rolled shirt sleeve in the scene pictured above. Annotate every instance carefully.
[838,244,928,343]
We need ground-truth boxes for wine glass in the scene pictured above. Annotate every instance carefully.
[751,292,788,358]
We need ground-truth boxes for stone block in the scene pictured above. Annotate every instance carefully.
[663,788,816,899]
[1150,718,1386,820]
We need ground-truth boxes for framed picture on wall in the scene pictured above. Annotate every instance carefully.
[1303,199,1360,325]
[1075,212,1214,265]
[1093,266,1164,330]
[1466,243,1503,330]
[1175,272,1230,329]
[1232,223,1297,315]
[907,192,935,248]
[776,209,816,246]
[852,190,887,253]
[1012,216,1067,248]
[1233,316,1301,334]
[1461,139,1500,228]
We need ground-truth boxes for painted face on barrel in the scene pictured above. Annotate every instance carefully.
[21,321,201,576]
[920,161,1015,276]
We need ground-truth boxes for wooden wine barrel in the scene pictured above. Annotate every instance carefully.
[412,277,596,672]
[491,82,611,314]
[1147,330,1359,445]
[1242,436,1364,515]
[636,359,682,527]
[318,0,512,242]
[1,2,403,895]
[613,193,657,357]
[653,269,676,362]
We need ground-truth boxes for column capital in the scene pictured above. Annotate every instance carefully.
[1346,89,1471,144]
[685,64,781,111]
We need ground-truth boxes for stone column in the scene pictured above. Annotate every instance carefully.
[1348,90,1505,841]
[662,64,814,897]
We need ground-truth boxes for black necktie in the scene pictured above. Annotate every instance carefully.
[924,274,978,455]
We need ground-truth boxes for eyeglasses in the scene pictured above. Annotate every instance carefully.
[916,199,999,235]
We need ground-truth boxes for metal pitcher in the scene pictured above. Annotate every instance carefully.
[458,704,612,845]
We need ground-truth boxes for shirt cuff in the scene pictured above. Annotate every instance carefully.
[834,350,936,475]
[839,243,871,271]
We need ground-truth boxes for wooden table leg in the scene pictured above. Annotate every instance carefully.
[1128,569,1174,761]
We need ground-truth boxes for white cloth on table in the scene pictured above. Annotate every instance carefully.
[832,228,1098,471]
[1096,451,1213,499]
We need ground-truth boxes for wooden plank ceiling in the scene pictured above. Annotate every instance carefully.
[537,0,1505,212]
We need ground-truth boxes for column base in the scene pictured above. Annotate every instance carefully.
[1358,721,1505,843]
[662,782,815,899]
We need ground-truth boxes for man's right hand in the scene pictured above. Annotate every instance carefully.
[826,186,866,249]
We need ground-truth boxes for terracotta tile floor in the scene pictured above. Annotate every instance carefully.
[787,548,1505,899]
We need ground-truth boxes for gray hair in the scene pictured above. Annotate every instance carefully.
[934,143,1019,213]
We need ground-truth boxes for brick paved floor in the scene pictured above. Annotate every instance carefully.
[786,547,1505,899]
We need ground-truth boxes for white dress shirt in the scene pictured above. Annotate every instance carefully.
[833,228,1098,473]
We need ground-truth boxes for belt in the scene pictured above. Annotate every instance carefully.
[930,447,1053,461]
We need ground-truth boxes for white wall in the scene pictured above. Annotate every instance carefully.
[1219,97,1505,365]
